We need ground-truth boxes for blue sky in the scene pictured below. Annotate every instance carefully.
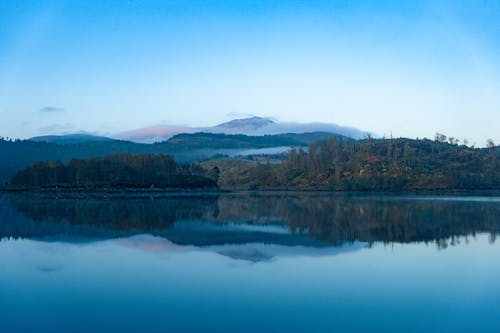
[0,0,499,145]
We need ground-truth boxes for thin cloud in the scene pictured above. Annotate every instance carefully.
[225,112,255,119]
[39,106,65,113]
[38,123,75,133]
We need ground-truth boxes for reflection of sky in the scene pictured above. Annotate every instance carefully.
[402,196,500,203]
[1,234,499,333]
[173,221,292,234]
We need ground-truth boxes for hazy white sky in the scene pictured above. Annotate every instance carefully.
[0,0,499,145]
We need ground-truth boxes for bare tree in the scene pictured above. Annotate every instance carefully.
[435,133,447,143]
[487,139,495,148]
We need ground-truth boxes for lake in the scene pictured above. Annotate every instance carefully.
[1,192,499,333]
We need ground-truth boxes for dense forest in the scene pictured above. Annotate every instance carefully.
[9,153,218,189]
[0,138,162,184]
[204,136,500,190]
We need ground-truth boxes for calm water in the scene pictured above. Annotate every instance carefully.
[1,192,499,333]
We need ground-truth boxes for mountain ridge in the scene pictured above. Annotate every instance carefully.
[115,116,369,143]
[214,116,275,129]
[30,134,113,144]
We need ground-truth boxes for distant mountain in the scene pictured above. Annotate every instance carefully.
[115,125,194,144]
[214,116,275,130]
[207,117,369,139]
[114,116,369,143]
[30,134,113,144]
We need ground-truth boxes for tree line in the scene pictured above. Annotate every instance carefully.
[9,153,218,189]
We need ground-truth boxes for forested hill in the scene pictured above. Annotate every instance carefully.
[9,153,218,189]
[0,139,160,184]
[163,132,338,151]
[207,137,500,191]
[0,132,335,184]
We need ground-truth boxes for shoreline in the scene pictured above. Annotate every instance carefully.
[1,187,499,198]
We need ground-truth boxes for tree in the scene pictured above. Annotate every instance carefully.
[435,133,447,143]
[211,166,220,183]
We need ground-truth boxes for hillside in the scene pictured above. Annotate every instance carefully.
[0,139,162,184]
[162,132,337,151]
[9,153,217,189]
[204,137,500,191]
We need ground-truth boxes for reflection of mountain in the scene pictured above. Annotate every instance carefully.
[1,193,499,257]
[115,234,365,262]
[206,242,366,262]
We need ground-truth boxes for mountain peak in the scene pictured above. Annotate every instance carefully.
[215,117,275,129]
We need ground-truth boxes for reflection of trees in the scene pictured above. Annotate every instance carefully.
[214,194,500,247]
[4,193,500,248]
[10,195,219,232]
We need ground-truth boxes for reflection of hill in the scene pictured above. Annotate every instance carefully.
[8,194,219,232]
[214,194,500,247]
[1,194,325,248]
[1,193,499,249]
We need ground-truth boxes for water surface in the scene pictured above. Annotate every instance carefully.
[1,192,499,333]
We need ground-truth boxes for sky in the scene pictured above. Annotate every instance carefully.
[0,0,499,145]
